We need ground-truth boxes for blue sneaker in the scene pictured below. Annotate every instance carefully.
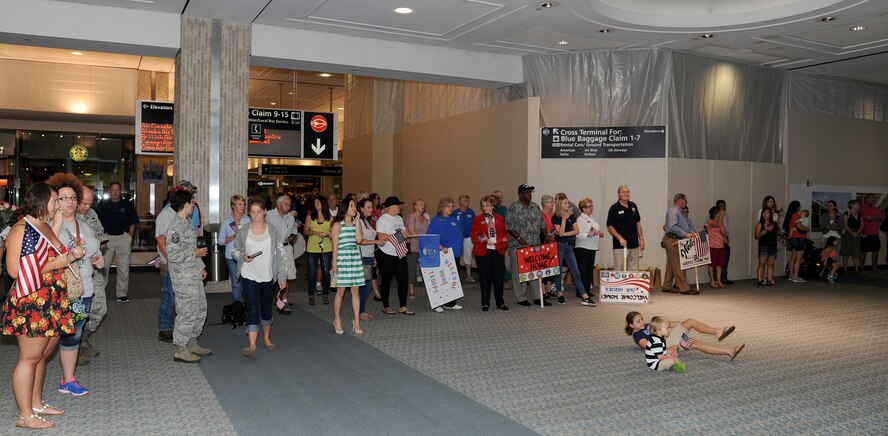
[59,378,89,396]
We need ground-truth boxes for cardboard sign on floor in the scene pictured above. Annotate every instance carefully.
[599,270,651,304]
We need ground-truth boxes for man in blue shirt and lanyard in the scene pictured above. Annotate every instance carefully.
[661,193,699,295]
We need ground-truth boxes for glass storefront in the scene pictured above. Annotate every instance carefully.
[16,131,135,205]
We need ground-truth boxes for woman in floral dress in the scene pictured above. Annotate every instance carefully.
[1,183,86,430]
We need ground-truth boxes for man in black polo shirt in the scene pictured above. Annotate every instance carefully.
[606,184,645,270]
[98,182,140,302]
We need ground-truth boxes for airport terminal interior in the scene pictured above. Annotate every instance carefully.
[0,0,887,434]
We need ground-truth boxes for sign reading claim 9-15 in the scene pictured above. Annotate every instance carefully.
[541,126,666,158]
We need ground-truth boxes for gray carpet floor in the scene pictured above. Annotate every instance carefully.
[1,268,886,435]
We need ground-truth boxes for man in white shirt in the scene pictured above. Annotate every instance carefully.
[265,194,299,313]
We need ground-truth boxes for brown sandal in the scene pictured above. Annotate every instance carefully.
[398,308,415,316]
[731,343,745,360]
[16,414,54,429]
[382,308,396,315]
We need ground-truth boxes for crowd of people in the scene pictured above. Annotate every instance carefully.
[1,173,886,427]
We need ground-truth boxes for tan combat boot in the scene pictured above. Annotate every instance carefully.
[186,338,213,356]
[173,345,201,363]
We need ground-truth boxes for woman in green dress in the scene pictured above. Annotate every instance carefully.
[330,198,365,335]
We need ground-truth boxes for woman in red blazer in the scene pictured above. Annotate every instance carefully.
[471,195,510,311]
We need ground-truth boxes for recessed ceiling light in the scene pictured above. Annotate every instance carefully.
[270,102,277,106]
[71,51,83,56]
[556,40,571,46]
[538,1,559,8]
[701,33,715,38]
[394,7,412,14]
[820,16,836,22]
[849,25,867,31]
[319,73,332,77]
[337,107,344,110]
[288,92,294,95]
[598,28,611,33]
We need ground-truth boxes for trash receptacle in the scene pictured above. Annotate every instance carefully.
[203,224,228,282]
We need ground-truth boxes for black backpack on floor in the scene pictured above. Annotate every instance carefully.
[222,301,247,328]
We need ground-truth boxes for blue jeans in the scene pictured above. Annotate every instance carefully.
[60,297,92,351]
[555,243,586,296]
[306,252,332,296]
[226,257,243,302]
[158,266,176,332]
[242,277,274,333]
[359,256,374,312]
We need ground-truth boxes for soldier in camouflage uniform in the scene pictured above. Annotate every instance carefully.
[77,187,107,360]
[166,190,211,363]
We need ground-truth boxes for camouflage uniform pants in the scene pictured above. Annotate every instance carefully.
[170,274,207,347]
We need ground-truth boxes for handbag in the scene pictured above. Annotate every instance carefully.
[64,220,85,300]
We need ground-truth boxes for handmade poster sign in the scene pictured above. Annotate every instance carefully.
[679,232,711,270]
[418,234,440,268]
[420,250,464,308]
[516,243,560,283]
[599,270,651,304]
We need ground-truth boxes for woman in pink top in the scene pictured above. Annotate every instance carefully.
[706,206,728,288]
[539,194,556,297]
[404,198,429,300]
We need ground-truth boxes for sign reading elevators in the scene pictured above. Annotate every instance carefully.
[248,108,302,158]
[541,126,666,158]
[136,100,174,154]
[516,243,560,283]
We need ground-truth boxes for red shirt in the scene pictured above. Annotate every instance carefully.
[860,203,883,236]
[471,213,509,256]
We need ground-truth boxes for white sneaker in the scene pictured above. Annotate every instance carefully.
[434,307,445,313]
[795,277,807,283]
[444,304,463,310]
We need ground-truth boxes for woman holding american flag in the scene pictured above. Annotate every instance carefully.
[1,182,86,430]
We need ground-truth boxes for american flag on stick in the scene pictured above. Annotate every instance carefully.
[388,229,408,259]
[14,218,53,299]
[689,231,709,258]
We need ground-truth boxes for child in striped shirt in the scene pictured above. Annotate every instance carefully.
[644,316,681,371]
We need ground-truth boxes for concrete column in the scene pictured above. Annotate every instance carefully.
[174,16,250,225]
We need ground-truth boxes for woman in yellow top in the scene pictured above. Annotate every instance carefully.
[303,196,333,305]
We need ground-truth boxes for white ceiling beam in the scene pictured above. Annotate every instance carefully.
[0,0,180,57]
[252,24,524,88]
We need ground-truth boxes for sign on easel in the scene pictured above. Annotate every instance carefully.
[516,243,560,308]
[679,233,710,270]
[420,250,464,309]
[516,243,560,283]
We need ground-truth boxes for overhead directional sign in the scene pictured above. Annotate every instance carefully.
[136,100,174,155]
[259,165,342,177]
[541,125,666,158]
[248,107,302,158]
[302,112,337,160]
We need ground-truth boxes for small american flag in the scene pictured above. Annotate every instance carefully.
[689,232,709,258]
[14,219,51,299]
[388,229,408,259]
[680,333,695,350]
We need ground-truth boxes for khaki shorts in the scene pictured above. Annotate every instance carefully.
[665,324,693,350]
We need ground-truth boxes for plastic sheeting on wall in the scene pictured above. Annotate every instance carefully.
[789,73,887,122]
[344,75,524,139]
[524,48,786,163]
[669,51,785,163]
[524,49,672,128]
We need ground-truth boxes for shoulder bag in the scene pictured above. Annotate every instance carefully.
[64,220,85,300]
